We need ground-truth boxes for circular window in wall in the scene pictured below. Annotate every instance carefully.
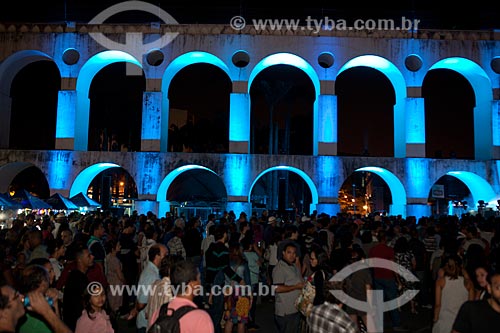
[405,54,423,72]
[318,52,334,69]
[232,50,250,68]
[62,48,80,65]
[146,49,165,66]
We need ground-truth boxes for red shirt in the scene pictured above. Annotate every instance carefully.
[369,243,396,279]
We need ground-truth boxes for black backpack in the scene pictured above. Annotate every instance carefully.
[148,303,196,333]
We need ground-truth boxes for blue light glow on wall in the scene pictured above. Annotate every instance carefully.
[156,165,222,217]
[161,51,231,152]
[318,95,337,143]
[230,93,250,142]
[446,171,496,209]
[405,159,430,198]
[70,163,121,197]
[355,166,407,217]
[248,165,319,212]
[316,156,341,197]
[338,55,407,158]
[223,155,250,196]
[47,151,73,190]
[141,92,162,140]
[406,98,425,144]
[247,53,320,155]
[56,91,76,139]
[75,50,142,151]
[429,57,493,160]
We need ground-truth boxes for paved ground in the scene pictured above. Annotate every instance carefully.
[116,297,433,332]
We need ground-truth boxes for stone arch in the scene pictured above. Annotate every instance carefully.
[70,162,122,197]
[156,164,227,217]
[428,57,493,160]
[337,55,407,158]
[248,165,319,213]
[248,53,320,155]
[75,50,143,151]
[442,171,496,210]
[0,50,58,148]
[355,166,407,217]
[0,162,40,193]
[0,162,50,198]
[160,51,232,152]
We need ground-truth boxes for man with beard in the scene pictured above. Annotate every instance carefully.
[452,270,500,332]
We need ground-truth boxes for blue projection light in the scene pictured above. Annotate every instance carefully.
[429,57,493,160]
[70,162,121,197]
[355,166,407,217]
[446,171,496,209]
[338,55,407,158]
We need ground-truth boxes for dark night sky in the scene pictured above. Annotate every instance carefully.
[0,1,498,30]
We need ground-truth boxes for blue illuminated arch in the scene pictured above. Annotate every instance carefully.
[428,58,493,160]
[0,50,57,148]
[338,55,407,158]
[355,166,407,217]
[248,53,321,155]
[74,50,143,151]
[156,164,225,217]
[444,171,496,210]
[248,166,319,212]
[160,51,232,152]
[70,162,121,197]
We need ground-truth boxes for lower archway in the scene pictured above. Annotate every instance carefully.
[157,165,227,219]
[249,166,318,219]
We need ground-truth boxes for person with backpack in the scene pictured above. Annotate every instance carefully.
[148,260,214,333]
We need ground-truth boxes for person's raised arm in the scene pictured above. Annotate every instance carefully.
[27,291,72,333]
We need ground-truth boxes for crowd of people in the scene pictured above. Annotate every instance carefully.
[0,208,500,333]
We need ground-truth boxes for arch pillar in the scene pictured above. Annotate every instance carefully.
[56,77,77,150]
[406,198,431,219]
[227,196,252,217]
[316,196,340,217]
[405,93,425,157]
[0,93,12,148]
[318,80,337,155]
[229,81,250,153]
[135,199,159,216]
[141,78,163,151]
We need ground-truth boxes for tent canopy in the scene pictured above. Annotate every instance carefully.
[46,193,79,210]
[0,192,23,209]
[11,189,52,209]
[70,192,101,209]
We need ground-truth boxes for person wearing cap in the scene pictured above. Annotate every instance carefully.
[263,216,278,247]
